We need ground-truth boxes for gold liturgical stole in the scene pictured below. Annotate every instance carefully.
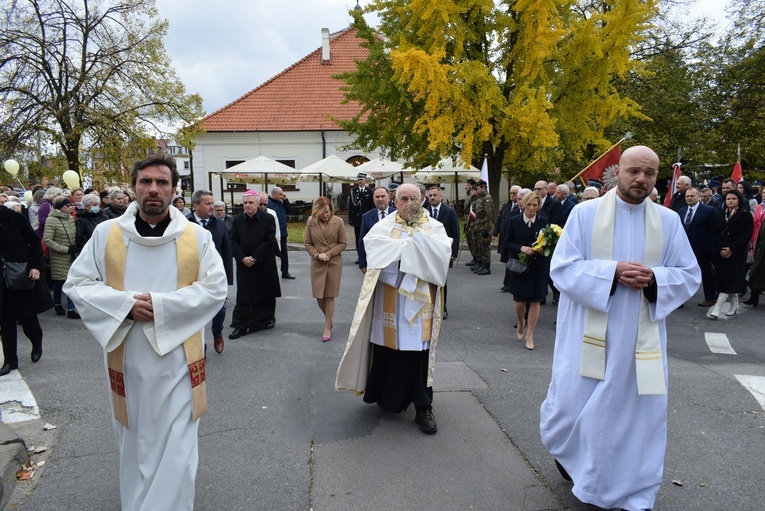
[105,223,207,428]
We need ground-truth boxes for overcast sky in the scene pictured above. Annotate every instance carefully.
[155,0,732,116]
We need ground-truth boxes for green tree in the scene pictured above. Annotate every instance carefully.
[338,0,658,189]
[0,0,204,181]
[698,0,765,177]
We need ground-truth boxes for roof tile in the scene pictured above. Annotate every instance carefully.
[202,28,367,132]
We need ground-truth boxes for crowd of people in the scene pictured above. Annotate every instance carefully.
[1,147,762,511]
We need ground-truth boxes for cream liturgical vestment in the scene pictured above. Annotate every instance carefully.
[539,192,700,511]
[64,202,227,511]
[336,212,451,393]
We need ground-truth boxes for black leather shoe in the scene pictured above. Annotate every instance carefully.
[442,308,448,320]
[414,409,438,434]
[264,318,276,329]
[464,259,476,266]
[476,265,491,275]
[67,309,81,319]
[500,286,509,292]
[229,328,247,339]
[0,363,18,376]
[55,305,66,316]
[31,348,42,363]
[555,459,572,481]
[282,273,296,280]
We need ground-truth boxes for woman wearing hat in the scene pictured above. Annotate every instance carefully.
[43,196,80,318]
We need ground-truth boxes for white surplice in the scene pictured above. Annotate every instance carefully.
[539,195,700,511]
[64,202,227,511]
[336,213,452,392]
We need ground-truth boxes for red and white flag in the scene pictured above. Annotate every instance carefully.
[663,162,682,207]
[575,143,621,188]
[731,161,743,183]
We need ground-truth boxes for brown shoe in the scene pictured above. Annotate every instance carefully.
[214,335,224,353]
[698,300,716,307]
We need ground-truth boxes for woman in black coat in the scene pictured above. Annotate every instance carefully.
[709,189,754,319]
[75,194,106,254]
[0,207,53,375]
[504,191,549,350]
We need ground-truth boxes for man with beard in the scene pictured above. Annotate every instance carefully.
[64,154,227,511]
[539,146,700,511]
[229,191,281,339]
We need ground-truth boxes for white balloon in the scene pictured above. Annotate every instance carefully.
[4,159,20,176]
[62,170,80,189]
[24,190,33,204]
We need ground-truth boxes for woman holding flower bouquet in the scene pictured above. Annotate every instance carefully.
[504,191,551,350]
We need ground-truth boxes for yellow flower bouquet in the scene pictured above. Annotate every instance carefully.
[519,224,563,264]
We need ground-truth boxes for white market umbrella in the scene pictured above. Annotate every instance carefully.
[297,155,360,183]
[356,158,405,180]
[221,156,298,185]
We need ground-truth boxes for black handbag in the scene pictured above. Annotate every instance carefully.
[506,257,530,276]
[2,261,35,290]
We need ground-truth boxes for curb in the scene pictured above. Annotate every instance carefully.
[0,423,26,509]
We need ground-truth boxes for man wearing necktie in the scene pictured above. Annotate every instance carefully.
[427,186,460,319]
[189,190,233,353]
[358,187,396,273]
[677,187,717,307]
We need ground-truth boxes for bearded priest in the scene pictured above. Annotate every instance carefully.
[64,154,227,511]
[539,146,701,511]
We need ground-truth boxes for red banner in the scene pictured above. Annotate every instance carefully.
[664,163,681,207]
[577,143,621,187]
[731,161,743,183]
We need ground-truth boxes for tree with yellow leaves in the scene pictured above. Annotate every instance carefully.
[338,0,657,189]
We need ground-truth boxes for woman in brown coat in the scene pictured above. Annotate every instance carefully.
[304,197,347,341]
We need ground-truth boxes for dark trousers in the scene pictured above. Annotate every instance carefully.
[353,223,362,253]
[279,237,289,275]
[52,280,74,310]
[698,255,717,300]
[1,309,42,367]
[211,303,226,338]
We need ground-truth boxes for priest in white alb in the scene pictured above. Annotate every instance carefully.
[336,183,452,434]
[64,154,227,511]
[539,146,701,511]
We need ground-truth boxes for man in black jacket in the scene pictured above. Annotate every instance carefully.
[677,187,718,306]
[189,190,233,352]
[426,186,460,319]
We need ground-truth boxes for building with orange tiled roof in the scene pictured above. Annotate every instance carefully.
[190,26,389,208]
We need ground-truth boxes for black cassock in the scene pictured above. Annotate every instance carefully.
[230,210,281,331]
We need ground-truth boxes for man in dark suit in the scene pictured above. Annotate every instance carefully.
[669,175,691,213]
[358,186,396,273]
[678,187,717,306]
[536,180,564,226]
[555,184,575,226]
[189,190,233,353]
[348,172,374,263]
[426,186,460,319]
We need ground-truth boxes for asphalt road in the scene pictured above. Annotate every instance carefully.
[2,249,764,511]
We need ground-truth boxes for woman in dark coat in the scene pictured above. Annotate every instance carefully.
[75,194,106,253]
[709,189,754,319]
[304,197,347,342]
[745,221,765,307]
[504,191,549,350]
[229,190,281,339]
[0,207,53,375]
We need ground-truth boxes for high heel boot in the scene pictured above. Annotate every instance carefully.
[708,292,728,319]
[726,294,739,316]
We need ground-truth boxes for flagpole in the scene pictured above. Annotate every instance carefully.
[569,132,631,185]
